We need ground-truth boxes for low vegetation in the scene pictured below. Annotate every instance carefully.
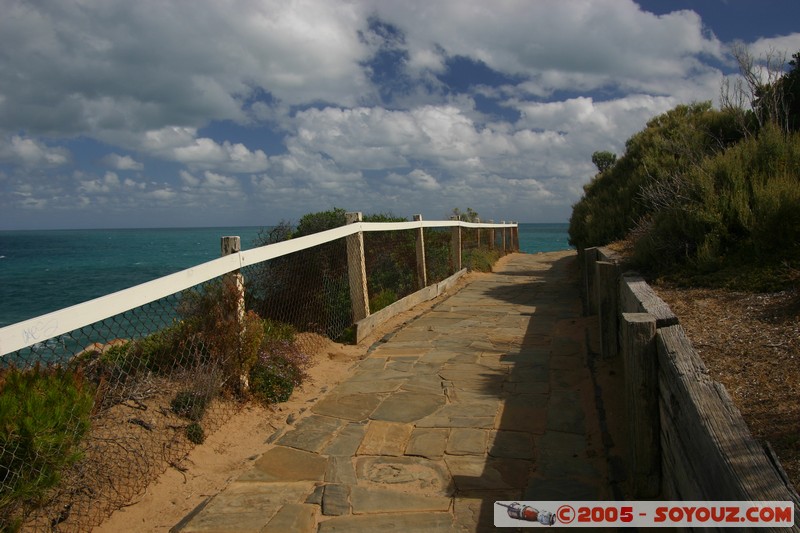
[0,366,94,530]
[570,49,800,292]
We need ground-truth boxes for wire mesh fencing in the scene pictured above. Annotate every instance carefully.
[0,217,517,531]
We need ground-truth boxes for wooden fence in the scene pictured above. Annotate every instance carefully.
[583,246,799,532]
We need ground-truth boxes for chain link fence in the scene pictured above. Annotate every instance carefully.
[0,217,517,531]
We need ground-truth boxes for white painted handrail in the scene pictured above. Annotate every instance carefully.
[0,220,517,356]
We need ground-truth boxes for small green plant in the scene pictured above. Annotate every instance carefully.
[370,289,398,313]
[0,366,94,527]
[185,422,205,444]
[262,318,296,342]
[249,341,309,405]
[171,390,211,421]
[463,248,502,272]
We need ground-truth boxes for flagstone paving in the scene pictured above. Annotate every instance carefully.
[172,251,610,533]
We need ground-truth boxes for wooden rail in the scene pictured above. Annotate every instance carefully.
[583,246,799,531]
[0,218,518,357]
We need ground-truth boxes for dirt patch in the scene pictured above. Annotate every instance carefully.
[92,267,482,532]
[653,284,800,491]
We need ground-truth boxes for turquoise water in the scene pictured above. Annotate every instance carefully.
[0,224,570,328]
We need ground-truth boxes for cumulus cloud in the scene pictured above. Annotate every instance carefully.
[102,153,143,170]
[1,0,795,228]
[0,0,373,140]
[142,127,269,172]
[0,136,70,167]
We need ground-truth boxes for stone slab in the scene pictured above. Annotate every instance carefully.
[326,456,357,484]
[276,414,346,453]
[487,430,534,460]
[535,431,587,454]
[405,428,448,459]
[311,393,384,421]
[357,421,413,456]
[496,396,548,433]
[355,456,451,495]
[322,423,367,457]
[181,482,313,532]
[350,486,451,514]
[445,428,487,455]
[416,415,496,429]
[317,512,454,532]
[322,484,351,516]
[331,379,406,395]
[445,456,532,491]
[546,391,585,434]
[369,391,445,423]
[262,503,318,533]
[240,446,327,482]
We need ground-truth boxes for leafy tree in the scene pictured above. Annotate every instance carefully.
[591,151,617,173]
[451,207,479,222]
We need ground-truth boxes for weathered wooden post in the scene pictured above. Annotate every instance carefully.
[476,218,481,249]
[621,312,661,498]
[221,235,247,391]
[488,220,495,250]
[346,212,370,322]
[220,236,245,323]
[596,260,619,359]
[413,214,427,289]
[450,217,462,273]
[501,221,507,252]
[512,222,519,251]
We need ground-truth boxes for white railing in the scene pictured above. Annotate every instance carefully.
[0,218,517,357]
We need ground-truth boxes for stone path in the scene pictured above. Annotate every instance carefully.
[172,251,610,532]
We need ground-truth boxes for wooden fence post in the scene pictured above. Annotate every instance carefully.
[220,236,245,323]
[596,260,619,359]
[345,212,370,322]
[512,223,519,251]
[501,221,507,252]
[450,217,462,273]
[476,218,481,248]
[414,214,427,289]
[489,220,495,250]
[621,312,661,498]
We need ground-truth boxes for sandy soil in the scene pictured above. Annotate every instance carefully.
[654,285,800,491]
[91,262,506,532]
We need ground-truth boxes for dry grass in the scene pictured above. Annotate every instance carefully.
[654,284,800,490]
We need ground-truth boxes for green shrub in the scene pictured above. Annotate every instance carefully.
[463,248,502,272]
[0,366,94,527]
[262,318,296,343]
[249,341,309,405]
[185,422,205,444]
[170,390,211,421]
[370,289,398,313]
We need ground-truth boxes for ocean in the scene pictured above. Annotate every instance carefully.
[0,223,570,328]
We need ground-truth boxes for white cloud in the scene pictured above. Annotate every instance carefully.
[2,0,792,228]
[749,34,800,62]
[102,153,143,170]
[0,136,70,167]
[0,0,374,142]
[142,127,269,172]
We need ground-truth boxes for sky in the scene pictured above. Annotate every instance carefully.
[1,0,799,230]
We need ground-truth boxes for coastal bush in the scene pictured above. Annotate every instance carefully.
[370,289,398,312]
[248,340,309,405]
[463,248,502,272]
[171,390,211,421]
[185,422,205,445]
[0,365,94,529]
[570,100,799,291]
